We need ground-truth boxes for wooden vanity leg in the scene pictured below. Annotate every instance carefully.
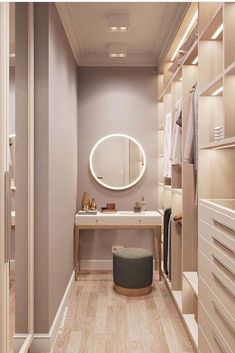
[74,226,80,280]
[157,225,162,281]
[154,226,162,281]
[154,228,158,272]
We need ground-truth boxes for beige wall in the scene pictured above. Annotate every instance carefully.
[34,3,78,332]
[77,67,157,260]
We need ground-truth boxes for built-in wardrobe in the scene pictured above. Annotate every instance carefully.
[157,2,235,353]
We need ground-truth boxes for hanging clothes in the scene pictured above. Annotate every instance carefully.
[163,208,171,277]
[184,83,198,170]
[171,100,182,165]
[167,215,172,281]
[163,112,172,178]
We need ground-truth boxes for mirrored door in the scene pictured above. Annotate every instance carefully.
[0,3,34,353]
[10,3,34,352]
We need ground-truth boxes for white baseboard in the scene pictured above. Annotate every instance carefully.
[80,259,113,271]
[20,270,75,353]
[80,259,156,271]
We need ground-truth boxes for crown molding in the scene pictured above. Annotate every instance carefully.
[56,3,82,65]
[156,2,190,67]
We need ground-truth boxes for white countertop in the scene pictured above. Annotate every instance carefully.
[75,210,162,226]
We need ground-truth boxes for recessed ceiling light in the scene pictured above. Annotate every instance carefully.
[211,86,223,96]
[211,23,223,40]
[109,43,127,58]
[108,14,129,32]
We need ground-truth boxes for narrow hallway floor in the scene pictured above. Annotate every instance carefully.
[52,272,194,353]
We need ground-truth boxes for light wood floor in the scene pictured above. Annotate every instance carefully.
[9,265,15,353]
[52,272,194,353]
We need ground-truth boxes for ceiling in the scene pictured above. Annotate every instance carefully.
[57,2,189,67]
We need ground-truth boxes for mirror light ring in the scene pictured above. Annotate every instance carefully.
[89,133,146,191]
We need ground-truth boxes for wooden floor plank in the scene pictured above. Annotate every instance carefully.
[52,272,195,353]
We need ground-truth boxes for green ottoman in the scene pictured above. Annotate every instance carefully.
[113,248,153,296]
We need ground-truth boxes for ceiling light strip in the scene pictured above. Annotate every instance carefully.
[171,10,198,62]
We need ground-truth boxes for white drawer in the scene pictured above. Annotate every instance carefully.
[199,302,234,353]
[199,327,215,353]
[199,202,235,235]
[199,235,235,282]
[199,220,235,255]
[199,277,235,351]
[198,251,235,318]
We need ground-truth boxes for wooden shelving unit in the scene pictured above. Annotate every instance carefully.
[158,3,235,353]
[157,3,198,351]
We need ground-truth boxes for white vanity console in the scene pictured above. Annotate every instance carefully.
[74,210,162,280]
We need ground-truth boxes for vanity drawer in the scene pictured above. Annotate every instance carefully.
[198,251,235,317]
[199,277,235,350]
[199,235,235,282]
[199,220,235,255]
[199,302,234,353]
[199,202,235,235]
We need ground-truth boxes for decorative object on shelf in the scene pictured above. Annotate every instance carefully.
[213,125,224,141]
[134,202,141,213]
[101,202,117,213]
[81,192,90,211]
[141,196,146,212]
[90,198,97,211]
[107,203,116,211]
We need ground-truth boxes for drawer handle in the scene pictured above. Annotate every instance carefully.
[212,254,235,277]
[212,218,235,233]
[212,330,229,353]
[212,235,234,254]
[212,301,235,334]
[212,272,235,299]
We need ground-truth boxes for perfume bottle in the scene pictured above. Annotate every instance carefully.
[141,196,146,212]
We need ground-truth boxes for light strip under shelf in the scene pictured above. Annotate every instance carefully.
[214,144,235,150]
[211,23,223,40]
[192,56,198,65]
[171,10,198,62]
[211,86,223,96]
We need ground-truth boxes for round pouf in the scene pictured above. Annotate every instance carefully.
[113,248,153,297]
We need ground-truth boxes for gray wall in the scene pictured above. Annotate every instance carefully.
[77,67,157,261]
[35,3,78,332]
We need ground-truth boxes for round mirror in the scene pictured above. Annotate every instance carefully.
[89,134,146,190]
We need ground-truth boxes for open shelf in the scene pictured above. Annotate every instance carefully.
[199,72,223,96]
[224,3,235,69]
[183,272,198,297]
[198,3,223,37]
[172,290,183,312]
[183,314,198,348]
[200,136,235,150]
